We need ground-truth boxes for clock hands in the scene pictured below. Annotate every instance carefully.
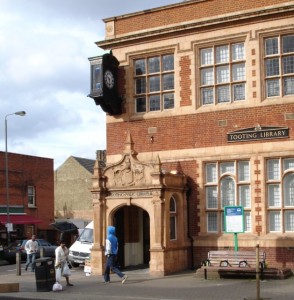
[104,70,114,89]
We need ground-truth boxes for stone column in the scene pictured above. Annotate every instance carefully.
[90,159,106,275]
[149,190,165,276]
[91,193,106,275]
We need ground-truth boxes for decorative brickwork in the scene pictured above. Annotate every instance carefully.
[107,104,294,155]
[180,56,192,107]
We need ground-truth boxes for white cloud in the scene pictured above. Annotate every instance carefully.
[0,0,180,169]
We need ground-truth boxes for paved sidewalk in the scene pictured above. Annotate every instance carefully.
[0,264,294,300]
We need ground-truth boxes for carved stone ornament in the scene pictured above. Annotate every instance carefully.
[110,154,147,187]
[103,131,160,189]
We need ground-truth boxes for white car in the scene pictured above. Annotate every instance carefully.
[69,221,93,267]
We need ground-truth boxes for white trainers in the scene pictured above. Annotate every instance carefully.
[121,275,128,284]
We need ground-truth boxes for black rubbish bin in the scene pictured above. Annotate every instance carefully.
[35,257,55,292]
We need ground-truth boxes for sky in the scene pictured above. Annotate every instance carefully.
[0,0,181,169]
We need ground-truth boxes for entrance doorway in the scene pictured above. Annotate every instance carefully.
[113,205,150,269]
[90,132,189,275]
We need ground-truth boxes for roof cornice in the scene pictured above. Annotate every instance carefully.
[102,0,206,22]
[97,3,294,50]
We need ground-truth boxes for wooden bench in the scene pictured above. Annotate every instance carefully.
[195,250,267,279]
[204,250,266,269]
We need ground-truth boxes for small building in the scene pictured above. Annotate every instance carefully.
[0,151,55,245]
[54,151,106,224]
[54,156,95,223]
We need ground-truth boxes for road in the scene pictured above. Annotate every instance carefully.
[0,263,294,299]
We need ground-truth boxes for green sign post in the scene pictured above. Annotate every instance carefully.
[224,206,244,251]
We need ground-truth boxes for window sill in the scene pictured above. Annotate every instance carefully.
[130,109,175,120]
[28,205,37,209]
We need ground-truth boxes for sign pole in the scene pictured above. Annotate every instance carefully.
[234,233,238,251]
[224,206,244,250]
[256,244,260,300]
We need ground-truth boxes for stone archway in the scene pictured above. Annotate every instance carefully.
[90,131,190,276]
[113,205,150,269]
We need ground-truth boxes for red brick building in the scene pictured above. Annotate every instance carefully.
[89,0,294,275]
[0,152,55,245]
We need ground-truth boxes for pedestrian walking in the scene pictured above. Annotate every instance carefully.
[25,234,38,272]
[103,226,128,284]
[55,240,73,286]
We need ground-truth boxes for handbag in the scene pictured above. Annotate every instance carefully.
[62,262,71,277]
[67,261,72,269]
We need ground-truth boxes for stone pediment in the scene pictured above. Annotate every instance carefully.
[92,131,187,194]
[104,153,155,188]
[102,131,160,189]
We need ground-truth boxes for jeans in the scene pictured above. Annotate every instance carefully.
[103,255,124,282]
[25,253,36,271]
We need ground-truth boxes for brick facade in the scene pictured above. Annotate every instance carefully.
[94,0,294,272]
[107,105,294,155]
[0,152,54,244]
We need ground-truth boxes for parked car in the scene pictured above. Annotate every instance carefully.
[3,239,57,264]
[69,221,93,267]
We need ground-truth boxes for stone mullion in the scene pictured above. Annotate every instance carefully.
[254,158,262,235]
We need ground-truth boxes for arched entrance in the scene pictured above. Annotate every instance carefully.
[90,132,189,276]
[113,206,150,269]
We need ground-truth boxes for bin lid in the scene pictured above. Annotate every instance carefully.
[35,257,54,262]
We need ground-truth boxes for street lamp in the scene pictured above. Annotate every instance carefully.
[5,111,26,244]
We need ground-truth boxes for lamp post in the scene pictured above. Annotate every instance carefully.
[5,111,26,244]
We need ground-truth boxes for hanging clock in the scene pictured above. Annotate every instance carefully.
[104,70,115,89]
[88,52,122,115]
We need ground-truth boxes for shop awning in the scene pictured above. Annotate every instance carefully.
[0,215,43,225]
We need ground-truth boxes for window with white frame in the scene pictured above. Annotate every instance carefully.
[205,161,251,233]
[134,54,174,113]
[267,158,294,232]
[200,42,246,105]
[264,34,294,98]
[28,186,36,207]
[169,196,177,240]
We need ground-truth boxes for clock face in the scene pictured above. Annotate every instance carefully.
[104,70,115,89]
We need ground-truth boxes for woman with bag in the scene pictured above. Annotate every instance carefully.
[55,240,73,286]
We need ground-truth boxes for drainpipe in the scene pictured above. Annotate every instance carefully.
[186,187,194,270]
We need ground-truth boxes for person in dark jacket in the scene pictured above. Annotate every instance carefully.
[103,226,128,284]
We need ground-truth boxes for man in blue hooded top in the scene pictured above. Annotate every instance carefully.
[103,226,128,284]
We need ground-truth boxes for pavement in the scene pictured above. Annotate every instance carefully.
[0,261,294,300]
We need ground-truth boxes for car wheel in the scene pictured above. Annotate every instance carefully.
[72,262,80,267]
[8,259,16,264]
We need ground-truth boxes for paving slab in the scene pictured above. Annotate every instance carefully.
[0,265,293,300]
